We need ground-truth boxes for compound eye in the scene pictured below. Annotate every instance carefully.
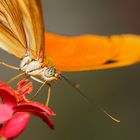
[44,67,56,77]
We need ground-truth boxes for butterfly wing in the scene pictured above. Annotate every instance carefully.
[0,0,26,58]
[0,0,44,59]
[44,33,140,72]
[17,0,44,59]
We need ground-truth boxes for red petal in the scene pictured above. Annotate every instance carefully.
[0,104,14,124]
[15,102,56,116]
[0,82,16,107]
[26,110,54,129]
[0,112,30,139]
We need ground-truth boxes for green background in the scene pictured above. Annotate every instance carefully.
[0,0,140,140]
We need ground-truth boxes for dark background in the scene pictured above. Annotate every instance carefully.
[0,0,140,140]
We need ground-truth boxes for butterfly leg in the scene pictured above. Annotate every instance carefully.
[0,61,19,70]
[30,76,44,84]
[45,83,51,106]
[31,76,52,106]
[6,72,25,84]
[0,61,24,84]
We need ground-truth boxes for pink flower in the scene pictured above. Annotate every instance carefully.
[0,79,55,140]
[0,112,30,140]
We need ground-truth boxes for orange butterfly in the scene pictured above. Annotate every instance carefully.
[0,0,140,81]
[0,0,140,122]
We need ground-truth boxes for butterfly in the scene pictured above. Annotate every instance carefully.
[0,0,140,82]
[0,0,140,122]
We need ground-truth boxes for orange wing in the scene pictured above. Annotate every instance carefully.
[44,33,140,72]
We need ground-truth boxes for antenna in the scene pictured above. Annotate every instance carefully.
[60,74,120,123]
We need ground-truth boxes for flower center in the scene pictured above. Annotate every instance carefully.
[16,79,32,103]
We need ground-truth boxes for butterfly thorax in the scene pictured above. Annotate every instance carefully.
[20,54,59,82]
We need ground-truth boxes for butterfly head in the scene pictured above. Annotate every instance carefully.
[42,66,60,82]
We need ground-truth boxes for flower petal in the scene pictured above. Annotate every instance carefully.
[27,110,54,129]
[0,82,16,107]
[15,102,56,116]
[0,104,13,124]
[0,112,30,139]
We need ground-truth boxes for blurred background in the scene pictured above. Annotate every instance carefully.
[0,0,140,140]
